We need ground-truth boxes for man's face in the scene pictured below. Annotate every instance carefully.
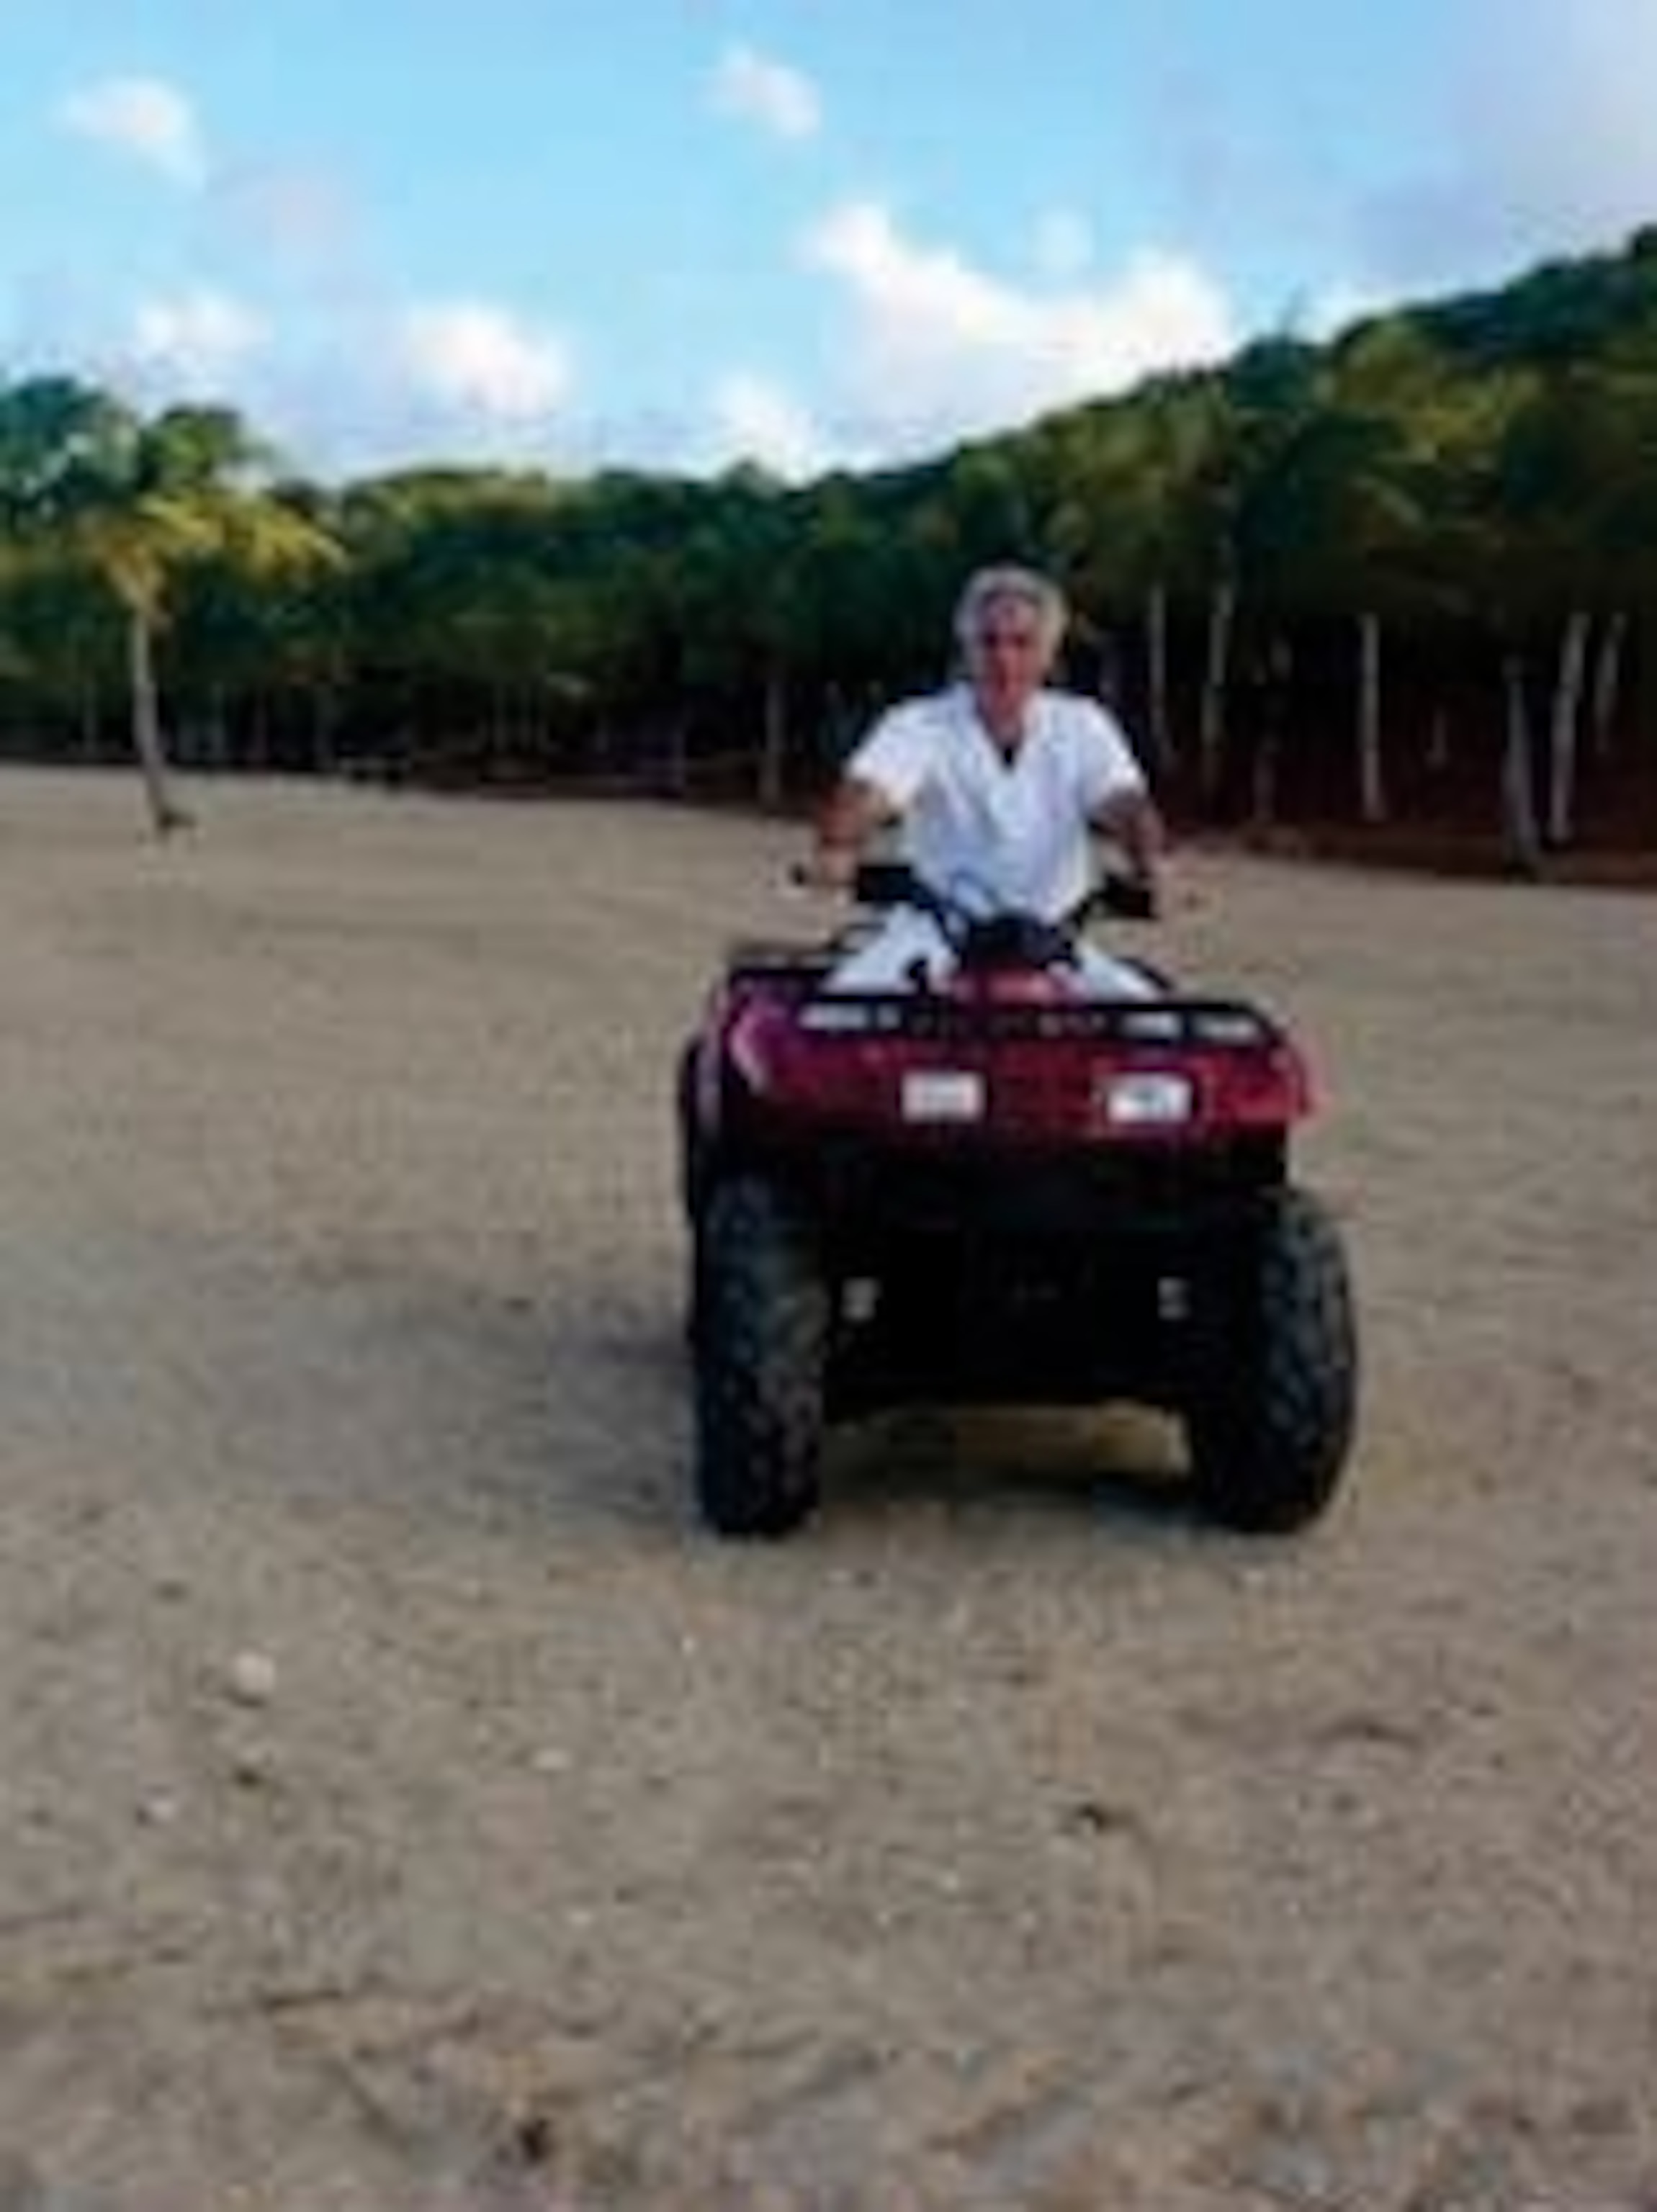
[967,593,1049,724]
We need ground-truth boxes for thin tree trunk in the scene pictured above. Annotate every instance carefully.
[1249,635,1292,833]
[1590,610,1626,762]
[207,681,231,768]
[1145,580,1172,772]
[489,680,508,780]
[1501,652,1541,876]
[251,689,272,773]
[1249,707,1280,830]
[80,674,101,762]
[1198,579,1235,806]
[1427,705,1451,775]
[1546,608,1591,849]
[311,687,338,776]
[127,609,190,835]
[663,711,688,798]
[1357,609,1388,825]
[758,660,788,810]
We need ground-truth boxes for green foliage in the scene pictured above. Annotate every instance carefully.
[3,223,1657,836]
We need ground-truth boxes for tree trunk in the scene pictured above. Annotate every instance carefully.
[663,711,688,798]
[1590,610,1626,762]
[488,680,508,781]
[1249,706,1280,830]
[311,686,338,776]
[207,682,232,769]
[79,675,101,762]
[1546,608,1591,849]
[1356,610,1388,825]
[127,609,191,835]
[1145,580,1172,772]
[1500,652,1541,876]
[758,660,788,810]
[1248,636,1292,832]
[1198,579,1234,807]
[1427,705,1451,775]
[250,688,271,773]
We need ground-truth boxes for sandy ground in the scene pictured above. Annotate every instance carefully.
[1,766,1655,2212]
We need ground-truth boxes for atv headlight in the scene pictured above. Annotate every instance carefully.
[1118,1008,1187,1044]
[1098,1070,1195,1128]
[799,1000,904,1035]
[1190,1009,1267,1046]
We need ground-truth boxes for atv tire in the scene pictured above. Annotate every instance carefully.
[1186,1187,1357,1534]
[693,1175,829,1538]
[676,1040,708,1222]
[677,1042,709,1346]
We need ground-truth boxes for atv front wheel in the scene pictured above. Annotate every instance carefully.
[693,1176,829,1538]
[1186,1187,1357,1533]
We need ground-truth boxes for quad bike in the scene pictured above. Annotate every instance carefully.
[677,862,1357,1539]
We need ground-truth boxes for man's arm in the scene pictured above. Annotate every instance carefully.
[1091,785,1168,890]
[800,773,899,891]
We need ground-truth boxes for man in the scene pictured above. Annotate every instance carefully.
[802,564,1167,992]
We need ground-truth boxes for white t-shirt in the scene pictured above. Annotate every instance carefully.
[847,684,1146,920]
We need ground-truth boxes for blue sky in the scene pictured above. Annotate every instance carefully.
[4,0,1657,482]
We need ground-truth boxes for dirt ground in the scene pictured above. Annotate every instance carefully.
[1,767,1655,2212]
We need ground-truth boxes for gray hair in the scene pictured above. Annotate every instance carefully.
[953,565,1069,661]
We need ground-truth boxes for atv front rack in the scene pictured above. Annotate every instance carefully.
[795,994,1280,1048]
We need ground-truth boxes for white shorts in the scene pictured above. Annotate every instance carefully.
[825,912,1156,999]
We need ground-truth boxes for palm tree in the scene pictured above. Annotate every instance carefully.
[0,378,341,833]
[103,404,346,830]
[1043,387,1200,776]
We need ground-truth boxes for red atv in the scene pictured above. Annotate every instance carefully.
[678,863,1357,1539]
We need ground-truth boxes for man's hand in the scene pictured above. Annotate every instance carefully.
[1092,788,1197,913]
[799,774,894,895]
[792,843,860,894]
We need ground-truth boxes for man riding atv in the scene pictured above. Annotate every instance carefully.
[679,562,1357,1540]
[799,564,1169,992]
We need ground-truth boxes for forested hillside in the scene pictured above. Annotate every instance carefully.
[5,224,1657,860]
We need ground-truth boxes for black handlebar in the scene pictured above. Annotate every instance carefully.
[852,860,1158,927]
[845,860,1157,974]
[1089,873,1159,923]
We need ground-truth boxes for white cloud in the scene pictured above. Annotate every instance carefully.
[709,372,830,480]
[58,74,207,188]
[711,42,822,143]
[804,199,1236,457]
[392,301,573,421]
[130,287,266,379]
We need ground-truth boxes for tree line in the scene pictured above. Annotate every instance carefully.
[4,223,1657,858]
